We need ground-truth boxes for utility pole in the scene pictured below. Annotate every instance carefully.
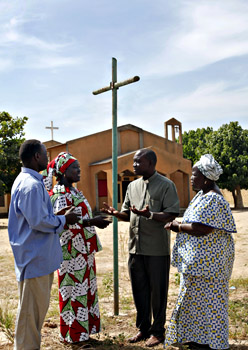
[93,57,140,315]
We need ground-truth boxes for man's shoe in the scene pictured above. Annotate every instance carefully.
[145,335,165,347]
[128,331,148,343]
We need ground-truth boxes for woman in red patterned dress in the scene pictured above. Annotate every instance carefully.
[43,152,110,343]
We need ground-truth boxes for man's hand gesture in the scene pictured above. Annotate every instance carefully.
[101,202,119,216]
[130,205,151,218]
[101,202,129,222]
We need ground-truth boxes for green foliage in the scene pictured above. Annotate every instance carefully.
[208,122,248,192]
[0,111,28,195]
[182,122,248,207]
[182,127,213,165]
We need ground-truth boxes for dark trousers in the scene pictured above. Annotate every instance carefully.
[128,254,170,337]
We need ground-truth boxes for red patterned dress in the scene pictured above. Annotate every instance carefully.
[49,184,102,343]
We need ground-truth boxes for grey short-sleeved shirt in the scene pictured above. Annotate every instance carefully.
[121,171,179,256]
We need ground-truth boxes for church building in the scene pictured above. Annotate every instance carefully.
[43,118,193,212]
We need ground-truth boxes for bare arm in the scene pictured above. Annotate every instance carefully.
[130,205,177,224]
[165,220,213,237]
[82,215,111,229]
[101,202,129,221]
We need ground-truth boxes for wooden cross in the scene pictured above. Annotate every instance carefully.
[93,57,140,315]
[45,121,59,140]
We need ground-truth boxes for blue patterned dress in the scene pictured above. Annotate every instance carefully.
[164,191,236,349]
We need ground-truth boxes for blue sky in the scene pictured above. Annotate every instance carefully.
[1,0,248,143]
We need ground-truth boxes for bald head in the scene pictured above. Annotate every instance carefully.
[133,149,157,179]
[136,149,157,166]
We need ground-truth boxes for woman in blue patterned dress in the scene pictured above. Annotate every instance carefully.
[164,154,236,350]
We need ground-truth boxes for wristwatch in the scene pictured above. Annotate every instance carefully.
[147,212,153,220]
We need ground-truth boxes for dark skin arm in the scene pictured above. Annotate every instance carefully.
[101,202,129,221]
[165,220,213,237]
[57,206,110,228]
[102,203,176,224]
[83,215,111,229]
[130,204,177,223]
[64,207,81,225]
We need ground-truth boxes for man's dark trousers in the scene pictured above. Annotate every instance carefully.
[128,254,170,337]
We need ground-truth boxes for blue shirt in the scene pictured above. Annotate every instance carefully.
[8,167,65,281]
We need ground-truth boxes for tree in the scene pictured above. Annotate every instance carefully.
[0,111,28,195]
[182,122,248,209]
[208,122,248,209]
[182,127,213,164]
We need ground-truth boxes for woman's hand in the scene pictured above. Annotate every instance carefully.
[64,207,81,225]
[164,220,181,232]
[165,221,213,236]
[55,205,72,215]
[90,216,111,229]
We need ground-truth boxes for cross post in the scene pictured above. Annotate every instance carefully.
[93,57,140,315]
[45,121,59,140]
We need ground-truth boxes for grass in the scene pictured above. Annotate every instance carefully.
[229,278,248,341]
[46,280,60,319]
[229,299,248,339]
[0,303,14,343]
[1,217,248,349]
[230,278,248,290]
[120,295,133,311]
[174,272,181,286]
[2,275,246,349]
[101,272,114,298]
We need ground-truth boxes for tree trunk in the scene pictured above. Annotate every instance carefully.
[232,185,244,209]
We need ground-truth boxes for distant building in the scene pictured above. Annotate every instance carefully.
[0,194,10,217]
[44,118,193,212]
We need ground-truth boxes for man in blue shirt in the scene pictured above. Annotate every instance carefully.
[8,139,80,350]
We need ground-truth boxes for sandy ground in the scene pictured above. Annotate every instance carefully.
[0,209,247,348]
[95,210,248,282]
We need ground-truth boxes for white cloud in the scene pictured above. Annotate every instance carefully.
[0,12,82,70]
[1,0,248,144]
[168,83,248,115]
[127,81,248,135]
[29,55,84,69]
[0,16,69,51]
[142,0,248,76]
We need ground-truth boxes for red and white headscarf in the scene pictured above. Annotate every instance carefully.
[43,152,77,191]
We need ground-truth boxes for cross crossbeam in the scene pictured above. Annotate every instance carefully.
[93,75,140,95]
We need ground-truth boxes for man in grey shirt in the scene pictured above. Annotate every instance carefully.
[102,148,179,347]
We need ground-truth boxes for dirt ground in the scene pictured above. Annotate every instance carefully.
[0,204,248,349]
